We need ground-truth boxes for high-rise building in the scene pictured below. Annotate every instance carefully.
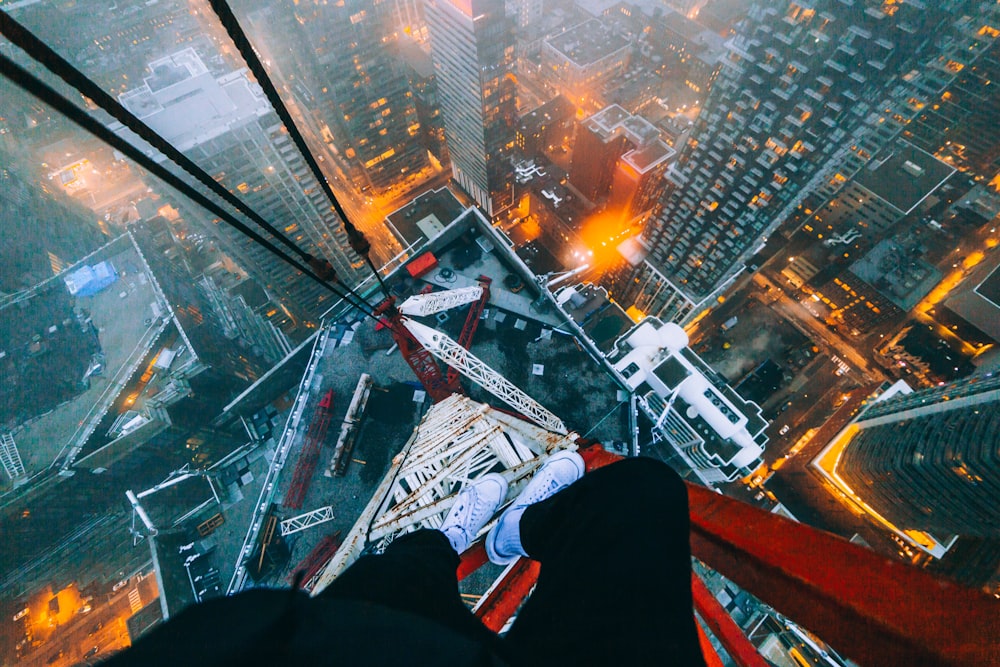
[570,105,675,223]
[424,0,517,217]
[271,0,430,195]
[632,1,976,323]
[831,374,1000,545]
[904,23,1000,180]
[540,19,631,113]
[115,49,361,325]
[398,37,451,168]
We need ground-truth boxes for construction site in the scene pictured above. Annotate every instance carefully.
[130,206,632,616]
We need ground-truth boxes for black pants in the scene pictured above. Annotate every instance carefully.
[323,457,706,666]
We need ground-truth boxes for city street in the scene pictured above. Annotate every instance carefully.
[16,573,156,667]
[752,273,886,383]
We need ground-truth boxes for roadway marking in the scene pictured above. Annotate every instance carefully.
[128,587,142,614]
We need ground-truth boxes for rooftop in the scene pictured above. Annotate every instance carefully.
[974,261,1000,309]
[118,49,269,153]
[546,19,630,67]
[848,238,943,311]
[518,96,575,132]
[662,9,705,41]
[854,141,955,215]
[556,283,633,353]
[586,105,662,147]
[603,317,768,483]
[385,187,466,250]
[622,139,675,173]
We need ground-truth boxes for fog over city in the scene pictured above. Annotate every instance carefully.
[1,0,999,664]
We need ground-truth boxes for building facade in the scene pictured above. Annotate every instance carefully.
[265,0,429,195]
[425,0,517,217]
[834,374,1000,540]
[116,49,362,324]
[633,0,976,322]
[540,19,632,112]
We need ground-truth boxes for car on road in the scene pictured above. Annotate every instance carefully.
[84,646,100,659]
[779,424,791,435]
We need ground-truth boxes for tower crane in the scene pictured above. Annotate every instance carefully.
[375,285,567,434]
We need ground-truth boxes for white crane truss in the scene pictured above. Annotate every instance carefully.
[403,318,568,435]
[280,506,335,536]
[397,286,483,317]
[311,394,577,593]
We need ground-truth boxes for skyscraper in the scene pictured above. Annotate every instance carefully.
[269,0,429,195]
[424,0,517,217]
[115,49,361,325]
[833,374,1000,541]
[632,1,976,323]
[904,24,1000,180]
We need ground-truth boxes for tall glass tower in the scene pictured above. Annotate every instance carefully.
[424,0,516,217]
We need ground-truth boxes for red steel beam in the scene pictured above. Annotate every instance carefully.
[446,277,491,390]
[474,558,542,633]
[374,297,453,402]
[581,444,1000,665]
[686,483,1000,666]
[457,542,489,581]
[691,573,769,667]
[460,445,999,664]
[695,622,727,667]
[284,390,334,509]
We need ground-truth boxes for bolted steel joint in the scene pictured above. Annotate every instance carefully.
[347,229,371,257]
[305,254,338,282]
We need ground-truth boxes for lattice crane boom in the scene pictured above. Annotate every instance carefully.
[402,318,568,434]
[397,286,483,316]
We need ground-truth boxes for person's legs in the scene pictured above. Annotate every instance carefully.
[320,529,495,641]
[502,457,706,666]
[320,473,507,646]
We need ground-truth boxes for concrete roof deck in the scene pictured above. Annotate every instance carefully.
[385,187,466,250]
[623,139,675,172]
[855,141,955,214]
[546,19,630,67]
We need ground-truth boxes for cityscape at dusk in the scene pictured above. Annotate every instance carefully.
[1,0,998,664]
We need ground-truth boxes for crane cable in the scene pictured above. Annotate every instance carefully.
[205,0,389,296]
[0,52,384,324]
[0,10,381,322]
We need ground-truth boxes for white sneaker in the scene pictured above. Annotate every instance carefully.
[485,450,585,565]
[440,473,508,554]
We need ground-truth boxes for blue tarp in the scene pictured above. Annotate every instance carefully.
[64,261,119,296]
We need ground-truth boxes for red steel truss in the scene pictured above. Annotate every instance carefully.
[446,276,492,391]
[289,531,342,589]
[375,298,452,402]
[456,445,999,666]
[284,389,335,509]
